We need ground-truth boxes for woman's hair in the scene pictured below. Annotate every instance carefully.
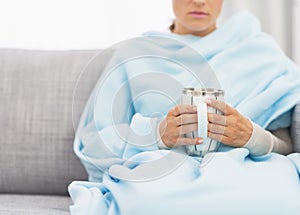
[169,22,175,32]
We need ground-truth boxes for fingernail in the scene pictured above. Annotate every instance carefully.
[205,98,212,104]
[197,139,203,144]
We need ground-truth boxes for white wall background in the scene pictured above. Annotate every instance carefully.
[0,0,299,65]
[0,0,172,49]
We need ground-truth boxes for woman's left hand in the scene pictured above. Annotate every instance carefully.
[206,99,253,147]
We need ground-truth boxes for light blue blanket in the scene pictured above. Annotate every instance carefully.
[69,11,300,214]
[69,150,300,214]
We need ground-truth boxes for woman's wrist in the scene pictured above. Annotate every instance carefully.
[157,119,169,149]
[242,121,273,156]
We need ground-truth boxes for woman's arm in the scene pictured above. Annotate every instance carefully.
[243,123,293,156]
[75,113,160,182]
[74,61,161,182]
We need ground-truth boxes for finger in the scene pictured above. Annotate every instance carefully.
[206,99,234,115]
[175,113,198,126]
[174,137,203,146]
[208,123,226,135]
[207,131,230,143]
[170,105,197,117]
[207,113,226,126]
[177,123,198,135]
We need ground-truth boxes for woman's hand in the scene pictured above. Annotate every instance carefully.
[159,105,203,148]
[206,99,253,147]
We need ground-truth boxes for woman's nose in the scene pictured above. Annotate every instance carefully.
[192,0,206,6]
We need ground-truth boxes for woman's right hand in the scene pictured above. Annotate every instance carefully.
[158,105,203,148]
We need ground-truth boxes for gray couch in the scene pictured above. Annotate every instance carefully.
[0,48,111,214]
[0,48,299,214]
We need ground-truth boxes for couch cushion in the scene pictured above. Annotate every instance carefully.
[0,48,112,195]
[291,103,300,152]
[0,194,71,215]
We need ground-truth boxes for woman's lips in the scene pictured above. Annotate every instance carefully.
[189,11,209,18]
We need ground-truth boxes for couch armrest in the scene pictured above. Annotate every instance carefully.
[291,103,300,153]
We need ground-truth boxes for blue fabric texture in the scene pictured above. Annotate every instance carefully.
[69,11,300,214]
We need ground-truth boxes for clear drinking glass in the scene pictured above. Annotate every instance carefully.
[181,88,225,157]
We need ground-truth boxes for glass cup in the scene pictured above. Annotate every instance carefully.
[181,88,225,157]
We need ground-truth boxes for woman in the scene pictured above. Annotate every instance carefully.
[69,1,300,214]
[158,0,295,155]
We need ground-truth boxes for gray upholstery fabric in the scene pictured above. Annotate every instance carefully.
[0,194,71,215]
[0,48,112,195]
[291,103,300,153]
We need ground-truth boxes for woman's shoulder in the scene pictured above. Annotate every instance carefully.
[223,11,285,54]
[218,10,262,41]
